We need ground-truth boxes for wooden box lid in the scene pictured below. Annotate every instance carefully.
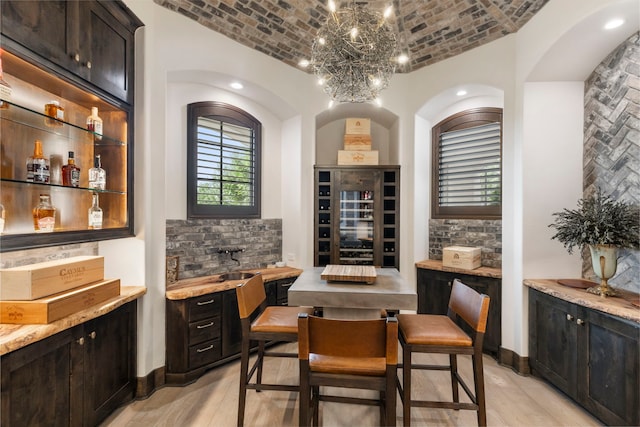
[321,265,377,284]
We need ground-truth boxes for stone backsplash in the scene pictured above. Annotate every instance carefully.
[428,219,502,268]
[165,218,282,280]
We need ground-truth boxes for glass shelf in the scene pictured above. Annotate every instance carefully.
[1,178,126,195]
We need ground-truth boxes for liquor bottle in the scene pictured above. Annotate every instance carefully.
[44,100,64,127]
[26,140,50,183]
[88,193,103,229]
[86,107,103,140]
[0,52,12,109]
[0,203,5,233]
[61,151,81,187]
[88,154,106,190]
[32,194,56,232]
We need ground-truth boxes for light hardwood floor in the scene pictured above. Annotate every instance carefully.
[102,343,601,426]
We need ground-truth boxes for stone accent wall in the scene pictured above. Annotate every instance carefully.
[166,218,282,280]
[428,219,502,268]
[0,243,98,269]
[583,32,639,293]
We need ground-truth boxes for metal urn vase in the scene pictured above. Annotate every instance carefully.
[587,244,618,297]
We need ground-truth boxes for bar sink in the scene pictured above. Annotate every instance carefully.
[217,271,255,282]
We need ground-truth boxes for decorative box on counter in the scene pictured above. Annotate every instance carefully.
[0,256,104,300]
[443,246,482,270]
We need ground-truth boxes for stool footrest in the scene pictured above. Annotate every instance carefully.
[411,400,479,411]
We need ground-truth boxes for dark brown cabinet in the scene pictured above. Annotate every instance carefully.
[529,288,639,426]
[166,276,298,385]
[1,0,140,103]
[417,267,501,356]
[314,166,400,268]
[0,301,137,426]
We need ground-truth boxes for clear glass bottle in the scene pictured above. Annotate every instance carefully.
[61,151,81,187]
[44,100,64,127]
[0,203,5,233]
[88,154,106,190]
[26,140,50,183]
[86,107,103,140]
[32,194,56,232]
[0,52,12,110]
[88,193,103,229]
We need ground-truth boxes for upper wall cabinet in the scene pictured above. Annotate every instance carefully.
[1,0,140,104]
[0,1,142,252]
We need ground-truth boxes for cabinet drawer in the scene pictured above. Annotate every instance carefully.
[189,317,221,345]
[189,339,221,369]
[277,280,293,304]
[188,294,222,322]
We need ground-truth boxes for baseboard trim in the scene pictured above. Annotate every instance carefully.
[136,366,166,399]
[498,347,530,376]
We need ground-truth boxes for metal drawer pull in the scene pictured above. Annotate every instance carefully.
[197,322,215,329]
[197,299,215,306]
[566,314,574,321]
[196,344,214,353]
[576,318,585,325]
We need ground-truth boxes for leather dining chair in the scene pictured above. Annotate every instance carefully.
[396,279,490,426]
[235,273,314,427]
[297,313,398,427]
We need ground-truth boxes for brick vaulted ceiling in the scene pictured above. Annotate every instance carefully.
[154,0,550,73]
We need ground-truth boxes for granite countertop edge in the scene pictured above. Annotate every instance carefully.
[415,259,502,279]
[0,286,147,356]
[165,267,303,300]
[524,279,639,324]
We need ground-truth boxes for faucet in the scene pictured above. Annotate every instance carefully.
[218,247,245,266]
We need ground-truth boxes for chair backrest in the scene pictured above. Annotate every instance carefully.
[235,274,266,319]
[448,279,490,333]
[298,314,398,365]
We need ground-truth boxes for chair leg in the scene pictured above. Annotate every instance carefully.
[385,369,397,427]
[237,338,251,427]
[473,352,487,427]
[402,344,411,427]
[299,362,310,427]
[450,354,460,406]
[312,385,320,427]
[256,340,265,391]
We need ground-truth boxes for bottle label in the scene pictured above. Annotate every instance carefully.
[71,169,80,187]
[38,216,55,232]
[33,163,50,183]
[89,211,103,229]
[0,84,11,102]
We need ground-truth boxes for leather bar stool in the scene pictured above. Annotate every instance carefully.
[396,279,490,426]
[298,313,398,427]
[235,273,314,427]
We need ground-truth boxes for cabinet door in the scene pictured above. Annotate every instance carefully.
[222,289,243,358]
[577,308,640,426]
[528,289,577,398]
[1,1,77,72]
[82,301,136,426]
[0,329,77,426]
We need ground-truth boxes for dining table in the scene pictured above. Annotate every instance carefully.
[287,266,417,319]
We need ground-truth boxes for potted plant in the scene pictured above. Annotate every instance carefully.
[549,189,639,296]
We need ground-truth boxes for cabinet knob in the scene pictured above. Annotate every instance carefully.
[566,314,574,321]
[576,318,585,325]
[89,331,97,339]
[447,281,452,287]
[86,61,92,69]
[77,337,85,345]
[74,53,80,62]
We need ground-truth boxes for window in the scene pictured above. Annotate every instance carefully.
[187,102,261,218]
[432,108,502,219]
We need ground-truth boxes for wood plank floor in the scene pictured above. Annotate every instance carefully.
[102,343,601,426]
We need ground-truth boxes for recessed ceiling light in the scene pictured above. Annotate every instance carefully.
[456,90,467,96]
[230,82,243,90]
[604,18,624,30]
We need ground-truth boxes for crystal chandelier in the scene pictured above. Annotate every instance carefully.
[308,1,402,104]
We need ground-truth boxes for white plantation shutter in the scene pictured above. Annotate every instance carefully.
[438,122,501,207]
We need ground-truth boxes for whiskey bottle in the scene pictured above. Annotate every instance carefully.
[44,101,64,127]
[61,151,81,187]
[0,52,12,109]
[88,154,106,190]
[88,193,103,229]
[86,107,103,140]
[26,140,50,184]
[32,194,56,232]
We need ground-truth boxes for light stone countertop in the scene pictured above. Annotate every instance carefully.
[524,279,639,323]
[165,267,303,300]
[415,259,502,279]
[0,286,146,355]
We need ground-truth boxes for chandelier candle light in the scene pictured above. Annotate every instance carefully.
[304,1,406,104]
